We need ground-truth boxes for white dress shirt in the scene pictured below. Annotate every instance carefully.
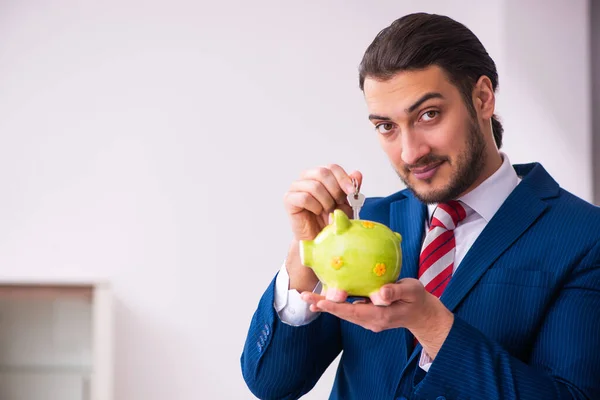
[273,153,521,368]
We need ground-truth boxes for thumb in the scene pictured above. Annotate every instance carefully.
[381,285,396,302]
[370,283,402,306]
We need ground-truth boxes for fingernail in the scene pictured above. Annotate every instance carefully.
[345,183,355,194]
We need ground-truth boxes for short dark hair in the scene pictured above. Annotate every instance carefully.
[358,13,503,149]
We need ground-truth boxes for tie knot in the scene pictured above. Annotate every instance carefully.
[430,200,470,231]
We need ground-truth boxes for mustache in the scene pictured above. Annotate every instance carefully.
[404,155,448,172]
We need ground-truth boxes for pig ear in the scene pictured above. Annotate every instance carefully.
[333,209,351,234]
[395,232,402,243]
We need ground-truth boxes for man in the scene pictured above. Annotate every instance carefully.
[240,12,600,400]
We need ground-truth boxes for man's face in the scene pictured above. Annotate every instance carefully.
[363,65,487,204]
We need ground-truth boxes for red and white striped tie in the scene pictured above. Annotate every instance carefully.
[418,200,471,297]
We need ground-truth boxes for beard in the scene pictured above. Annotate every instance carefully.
[395,116,487,204]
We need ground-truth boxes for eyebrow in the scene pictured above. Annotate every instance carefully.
[368,92,445,121]
[406,92,444,113]
[368,114,392,121]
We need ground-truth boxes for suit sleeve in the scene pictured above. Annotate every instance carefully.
[240,273,342,400]
[413,240,600,400]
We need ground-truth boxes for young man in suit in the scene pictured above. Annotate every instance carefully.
[241,12,600,400]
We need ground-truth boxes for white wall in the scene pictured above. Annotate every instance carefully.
[499,0,591,201]
[0,1,591,399]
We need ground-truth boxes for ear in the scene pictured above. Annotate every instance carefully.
[332,209,351,234]
[473,75,495,120]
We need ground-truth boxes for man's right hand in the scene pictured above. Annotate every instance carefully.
[282,164,362,293]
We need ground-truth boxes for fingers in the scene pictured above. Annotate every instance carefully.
[323,164,356,196]
[347,169,363,193]
[325,287,348,303]
[301,291,325,304]
[370,290,392,306]
[301,288,349,313]
[288,179,337,214]
[370,284,400,306]
[300,292,325,313]
[370,279,422,306]
[315,300,377,324]
[285,164,361,217]
[300,165,352,205]
[301,288,348,304]
[284,191,324,215]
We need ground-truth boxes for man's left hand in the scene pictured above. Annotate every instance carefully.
[300,278,454,360]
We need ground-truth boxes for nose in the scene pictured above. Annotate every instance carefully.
[401,130,430,165]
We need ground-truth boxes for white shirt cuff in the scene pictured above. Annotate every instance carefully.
[273,261,322,326]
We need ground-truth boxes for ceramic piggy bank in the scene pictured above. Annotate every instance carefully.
[299,209,402,297]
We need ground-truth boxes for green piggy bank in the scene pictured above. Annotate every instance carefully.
[299,209,402,298]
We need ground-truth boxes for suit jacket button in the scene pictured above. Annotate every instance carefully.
[256,343,262,353]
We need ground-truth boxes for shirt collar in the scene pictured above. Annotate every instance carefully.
[427,152,521,223]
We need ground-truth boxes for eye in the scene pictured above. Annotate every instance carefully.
[421,110,439,122]
[375,123,394,135]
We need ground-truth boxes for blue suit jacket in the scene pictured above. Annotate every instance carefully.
[240,163,600,399]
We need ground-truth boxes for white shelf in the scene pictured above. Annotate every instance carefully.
[0,281,113,400]
[0,365,91,373]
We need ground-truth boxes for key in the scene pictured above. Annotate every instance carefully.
[347,178,365,220]
[348,192,365,220]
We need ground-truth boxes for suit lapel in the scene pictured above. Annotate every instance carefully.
[439,181,548,312]
[390,194,427,281]
[396,162,559,384]
[389,193,427,363]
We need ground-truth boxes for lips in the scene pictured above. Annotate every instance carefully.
[411,161,445,180]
